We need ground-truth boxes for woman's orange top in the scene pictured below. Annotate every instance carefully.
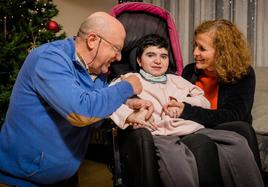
[195,69,219,109]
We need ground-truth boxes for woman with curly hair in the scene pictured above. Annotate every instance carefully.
[168,19,264,186]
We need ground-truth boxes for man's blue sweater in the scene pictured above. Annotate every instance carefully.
[0,37,133,186]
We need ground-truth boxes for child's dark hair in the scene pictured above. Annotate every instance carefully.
[136,34,169,59]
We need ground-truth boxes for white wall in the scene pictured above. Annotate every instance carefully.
[53,0,118,36]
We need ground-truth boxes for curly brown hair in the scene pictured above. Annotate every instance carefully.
[194,19,252,83]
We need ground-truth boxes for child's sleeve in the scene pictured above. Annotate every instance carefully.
[109,75,134,129]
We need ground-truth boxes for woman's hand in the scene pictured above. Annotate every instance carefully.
[162,97,185,118]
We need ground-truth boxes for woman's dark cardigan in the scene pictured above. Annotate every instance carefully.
[181,63,256,128]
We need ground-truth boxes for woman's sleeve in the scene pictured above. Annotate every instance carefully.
[181,67,256,128]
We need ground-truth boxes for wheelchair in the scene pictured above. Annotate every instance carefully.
[87,2,184,187]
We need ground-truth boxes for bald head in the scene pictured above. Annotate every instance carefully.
[75,12,126,75]
[77,12,125,40]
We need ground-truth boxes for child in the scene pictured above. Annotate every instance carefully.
[110,34,264,187]
[111,35,209,136]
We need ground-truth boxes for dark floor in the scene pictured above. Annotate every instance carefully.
[263,171,268,187]
[79,160,113,187]
[0,163,266,187]
[78,160,268,187]
[0,160,113,187]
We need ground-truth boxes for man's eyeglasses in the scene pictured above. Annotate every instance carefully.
[96,34,122,54]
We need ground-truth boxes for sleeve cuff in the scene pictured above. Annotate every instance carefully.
[110,104,134,129]
[180,102,191,119]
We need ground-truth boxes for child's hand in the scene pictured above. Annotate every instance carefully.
[126,98,154,120]
[162,97,184,118]
[164,106,181,118]
[126,108,157,131]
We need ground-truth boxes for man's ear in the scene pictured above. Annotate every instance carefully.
[86,33,98,49]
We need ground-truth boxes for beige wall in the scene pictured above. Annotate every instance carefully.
[53,0,118,36]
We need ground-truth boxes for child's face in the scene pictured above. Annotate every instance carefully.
[137,46,169,76]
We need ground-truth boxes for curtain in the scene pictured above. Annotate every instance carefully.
[143,0,268,67]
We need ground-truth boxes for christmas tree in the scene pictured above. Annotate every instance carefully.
[0,0,66,125]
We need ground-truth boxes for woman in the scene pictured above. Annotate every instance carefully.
[176,19,262,185]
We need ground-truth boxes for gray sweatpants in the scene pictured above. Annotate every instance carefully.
[197,128,264,187]
[153,128,264,187]
[153,135,199,187]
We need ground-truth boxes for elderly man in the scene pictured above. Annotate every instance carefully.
[0,12,144,186]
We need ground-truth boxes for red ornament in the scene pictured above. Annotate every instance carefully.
[47,20,59,32]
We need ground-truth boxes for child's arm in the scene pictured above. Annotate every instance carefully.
[109,75,156,130]
[110,100,157,131]
[184,85,210,109]
[162,75,210,118]
[171,75,210,109]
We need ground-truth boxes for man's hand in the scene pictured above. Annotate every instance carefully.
[121,74,142,95]
[126,108,157,131]
[126,98,154,120]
